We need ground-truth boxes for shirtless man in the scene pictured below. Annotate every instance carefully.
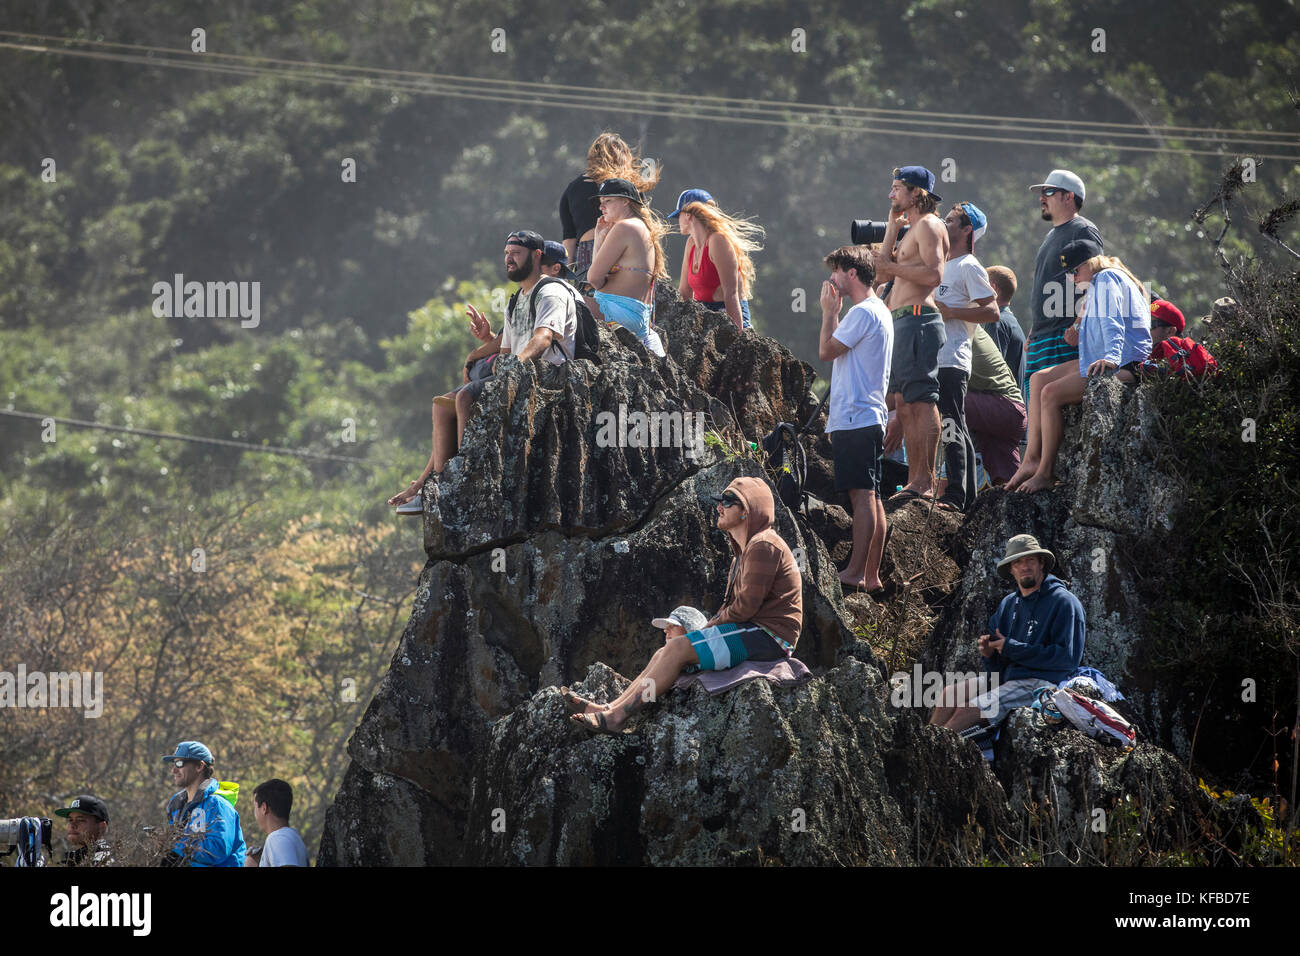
[586,177,666,356]
[871,166,949,501]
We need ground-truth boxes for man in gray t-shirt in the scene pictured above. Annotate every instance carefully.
[1025,170,1103,397]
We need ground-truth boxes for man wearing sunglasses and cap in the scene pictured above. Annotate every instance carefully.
[159,740,246,867]
[930,534,1085,732]
[566,478,802,733]
[1025,169,1104,400]
[55,794,115,866]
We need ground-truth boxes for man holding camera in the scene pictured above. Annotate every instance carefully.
[870,166,949,503]
[55,795,114,866]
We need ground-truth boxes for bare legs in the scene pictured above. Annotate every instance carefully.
[893,393,940,497]
[568,634,700,732]
[928,676,985,731]
[1004,362,1079,491]
[387,392,465,506]
[840,488,885,591]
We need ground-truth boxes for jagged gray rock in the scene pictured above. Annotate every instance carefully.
[319,295,1230,867]
[462,656,1010,865]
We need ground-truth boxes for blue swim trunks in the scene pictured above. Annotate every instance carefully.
[593,290,665,357]
[685,622,790,671]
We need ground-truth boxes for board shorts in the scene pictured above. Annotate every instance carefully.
[684,622,792,672]
[888,304,946,405]
[970,677,1058,724]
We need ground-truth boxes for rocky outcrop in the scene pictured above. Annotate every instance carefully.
[319,294,1235,867]
[925,378,1193,757]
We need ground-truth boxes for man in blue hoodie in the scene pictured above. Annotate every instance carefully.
[160,740,246,867]
[930,534,1085,731]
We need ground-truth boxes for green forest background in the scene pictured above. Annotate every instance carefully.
[1,0,1297,860]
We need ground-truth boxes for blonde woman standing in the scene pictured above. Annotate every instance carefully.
[558,132,661,279]
[669,189,765,332]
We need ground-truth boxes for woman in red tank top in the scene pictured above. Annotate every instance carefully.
[669,189,764,332]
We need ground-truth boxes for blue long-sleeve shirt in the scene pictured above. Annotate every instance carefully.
[984,575,1086,683]
[1078,269,1152,376]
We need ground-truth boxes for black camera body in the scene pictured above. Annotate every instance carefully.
[851,219,909,246]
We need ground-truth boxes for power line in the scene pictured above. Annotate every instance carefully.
[4,29,1296,141]
[2,32,1296,159]
[0,409,377,464]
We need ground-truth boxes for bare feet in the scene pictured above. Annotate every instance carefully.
[1004,461,1039,492]
[1018,473,1058,494]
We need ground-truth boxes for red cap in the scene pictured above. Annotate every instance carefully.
[1150,299,1185,332]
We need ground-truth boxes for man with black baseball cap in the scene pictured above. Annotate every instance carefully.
[388,228,578,514]
[55,794,114,866]
[1024,169,1104,400]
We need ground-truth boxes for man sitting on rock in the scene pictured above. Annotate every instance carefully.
[388,230,579,514]
[564,477,803,734]
[929,534,1085,732]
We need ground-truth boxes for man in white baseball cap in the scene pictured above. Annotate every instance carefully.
[1023,169,1104,402]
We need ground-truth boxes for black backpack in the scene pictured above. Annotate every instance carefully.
[507,276,602,364]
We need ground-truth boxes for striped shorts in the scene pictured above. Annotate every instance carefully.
[686,622,791,672]
[1024,329,1078,398]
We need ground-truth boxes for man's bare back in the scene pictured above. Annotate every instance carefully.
[886,214,948,310]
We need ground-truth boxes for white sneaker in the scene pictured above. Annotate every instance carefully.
[395,491,424,516]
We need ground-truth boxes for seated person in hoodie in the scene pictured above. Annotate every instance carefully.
[929,534,1085,732]
[565,477,803,734]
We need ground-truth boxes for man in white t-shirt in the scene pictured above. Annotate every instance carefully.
[819,244,894,595]
[389,230,578,514]
[252,778,309,867]
[933,202,999,513]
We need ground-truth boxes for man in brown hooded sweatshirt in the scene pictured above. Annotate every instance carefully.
[567,476,803,733]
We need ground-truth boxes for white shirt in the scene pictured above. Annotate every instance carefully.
[260,826,309,867]
[827,295,893,432]
[500,280,579,365]
[934,254,996,373]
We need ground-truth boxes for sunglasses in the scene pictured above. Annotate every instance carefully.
[171,759,194,769]
[1041,187,1064,197]
[505,231,542,249]
[716,495,743,509]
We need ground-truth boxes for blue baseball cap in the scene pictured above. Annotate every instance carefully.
[541,240,569,265]
[955,201,987,243]
[667,188,715,219]
[161,741,214,764]
[893,165,942,202]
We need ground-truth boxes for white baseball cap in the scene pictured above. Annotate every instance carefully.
[1028,169,1086,203]
[651,606,709,632]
